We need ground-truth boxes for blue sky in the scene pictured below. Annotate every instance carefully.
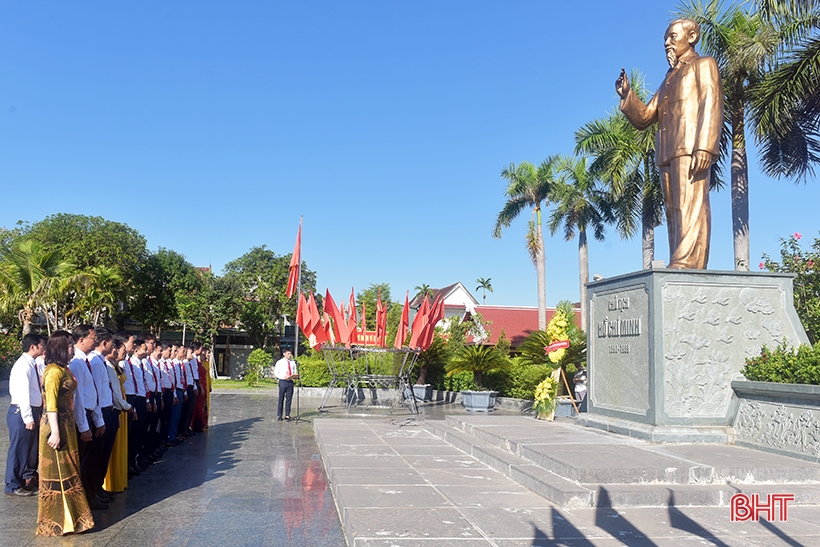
[1,1,815,307]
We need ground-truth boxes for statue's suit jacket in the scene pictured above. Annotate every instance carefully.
[620,51,723,167]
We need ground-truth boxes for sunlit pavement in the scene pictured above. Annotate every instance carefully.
[0,385,345,547]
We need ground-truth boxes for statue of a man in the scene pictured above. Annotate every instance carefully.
[616,19,723,269]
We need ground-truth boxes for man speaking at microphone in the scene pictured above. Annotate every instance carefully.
[274,350,299,422]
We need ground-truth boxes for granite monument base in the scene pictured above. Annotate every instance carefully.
[577,269,809,443]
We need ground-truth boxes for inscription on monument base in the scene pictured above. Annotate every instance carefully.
[590,285,650,416]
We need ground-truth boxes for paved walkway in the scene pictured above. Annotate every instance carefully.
[5,382,820,547]
[0,386,345,546]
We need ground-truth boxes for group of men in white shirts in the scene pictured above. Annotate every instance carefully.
[5,325,206,511]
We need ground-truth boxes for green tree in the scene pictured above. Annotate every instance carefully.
[413,284,433,300]
[575,71,664,269]
[24,213,147,285]
[751,0,820,181]
[69,265,123,326]
[223,245,316,348]
[357,283,391,330]
[0,239,77,334]
[493,158,559,330]
[548,156,612,331]
[475,277,493,304]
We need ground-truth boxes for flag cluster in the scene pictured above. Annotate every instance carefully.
[293,289,444,351]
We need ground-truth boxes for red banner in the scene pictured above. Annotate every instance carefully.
[544,340,570,354]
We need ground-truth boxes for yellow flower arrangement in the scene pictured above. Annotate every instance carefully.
[545,308,571,363]
[533,376,558,419]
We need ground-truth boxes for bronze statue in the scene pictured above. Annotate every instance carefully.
[616,19,723,270]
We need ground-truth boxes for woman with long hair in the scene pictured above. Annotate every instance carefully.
[37,331,94,536]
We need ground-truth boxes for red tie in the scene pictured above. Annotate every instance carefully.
[287,360,292,377]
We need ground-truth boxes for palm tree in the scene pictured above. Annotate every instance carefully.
[751,0,820,181]
[677,1,782,270]
[69,265,123,325]
[445,344,510,389]
[493,157,559,330]
[575,71,664,269]
[548,156,612,332]
[0,239,77,334]
[413,284,433,300]
[475,277,493,304]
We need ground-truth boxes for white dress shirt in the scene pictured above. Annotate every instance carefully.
[183,359,194,386]
[105,360,132,412]
[142,357,159,394]
[8,353,43,425]
[123,354,145,397]
[172,359,185,389]
[273,357,298,381]
[68,348,102,430]
[158,359,173,390]
[89,350,114,409]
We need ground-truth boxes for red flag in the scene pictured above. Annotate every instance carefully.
[286,219,302,299]
[420,296,445,350]
[376,291,387,347]
[348,288,357,324]
[409,296,430,348]
[296,292,308,337]
[324,289,342,343]
[394,291,409,348]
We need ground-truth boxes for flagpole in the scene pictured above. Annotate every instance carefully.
[294,216,302,360]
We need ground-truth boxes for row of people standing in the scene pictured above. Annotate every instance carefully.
[4,326,211,536]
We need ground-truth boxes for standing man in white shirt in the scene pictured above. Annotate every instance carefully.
[88,327,117,505]
[122,335,148,475]
[4,334,44,496]
[273,350,299,421]
[69,324,107,510]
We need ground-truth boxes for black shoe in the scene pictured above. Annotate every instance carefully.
[5,488,34,497]
[88,499,109,510]
[128,467,141,477]
[153,449,164,458]
[285,416,291,421]
[98,492,115,503]
[277,416,283,421]
[95,494,112,505]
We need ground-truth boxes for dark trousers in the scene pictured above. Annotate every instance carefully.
[127,395,146,467]
[169,389,183,440]
[181,386,195,433]
[160,389,173,442]
[278,380,294,418]
[98,406,118,494]
[79,408,103,499]
[5,405,40,492]
[143,393,161,454]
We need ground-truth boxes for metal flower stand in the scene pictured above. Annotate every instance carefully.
[321,346,420,414]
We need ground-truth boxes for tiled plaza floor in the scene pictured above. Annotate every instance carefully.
[0,386,345,547]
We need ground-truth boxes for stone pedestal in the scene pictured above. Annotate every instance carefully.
[577,269,809,442]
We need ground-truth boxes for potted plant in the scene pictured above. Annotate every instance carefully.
[413,336,447,402]
[445,345,510,412]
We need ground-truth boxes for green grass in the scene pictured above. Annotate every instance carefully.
[211,378,278,389]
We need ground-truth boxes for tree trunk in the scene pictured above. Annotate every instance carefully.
[732,103,750,271]
[578,230,589,332]
[641,160,655,269]
[21,307,33,335]
[474,370,482,390]
[535,209,547,330]
[416,363,428,385]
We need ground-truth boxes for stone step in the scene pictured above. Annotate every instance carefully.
[424,418,820,508]
[443,415,820,485]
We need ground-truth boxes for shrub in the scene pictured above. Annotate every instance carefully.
[743,341,820,385]
[296,353,331,387]
[762,233,820,343]
[443,370,477,392]
[445,345,510,389]
[0,334,21,380]
[502,357,553,399]
[246,348,272,387]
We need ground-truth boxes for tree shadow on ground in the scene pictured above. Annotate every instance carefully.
[91,417,261,531]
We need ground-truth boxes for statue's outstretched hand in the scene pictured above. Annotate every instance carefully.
[615,68,631,99]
